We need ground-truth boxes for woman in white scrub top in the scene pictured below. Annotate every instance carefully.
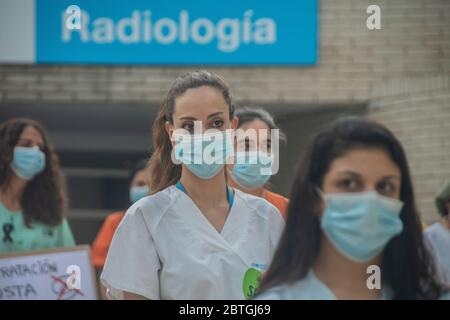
[101,70,284,300]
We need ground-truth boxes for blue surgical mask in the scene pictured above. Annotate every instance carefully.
[319,190,404,262]
[129,185,149,203]
[11,146,46,180]
[231,151,273,189]
[174,130,233,179]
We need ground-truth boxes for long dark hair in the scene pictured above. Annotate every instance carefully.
[0,118,67,227]
[148,70,235,193]
[258,116,446,299]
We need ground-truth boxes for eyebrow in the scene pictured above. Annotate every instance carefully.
[19,138,44,147]
[336,170,361,177]
[207,112,225,119]
[179,112,225,121]
[380,175,401,180]
[336,170,400,180]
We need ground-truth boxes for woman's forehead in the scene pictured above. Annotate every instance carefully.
[173,86,228,119]
[19,126,44,143]
[327,148,400,178]
[239,119,270,131]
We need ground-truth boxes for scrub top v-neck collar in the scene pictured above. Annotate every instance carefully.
[175,181,234,212]
[174,181,237,238]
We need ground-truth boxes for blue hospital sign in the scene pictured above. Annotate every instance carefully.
[0,0,318,65]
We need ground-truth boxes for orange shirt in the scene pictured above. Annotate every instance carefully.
[263,189,289,219]
[92,211,125,268]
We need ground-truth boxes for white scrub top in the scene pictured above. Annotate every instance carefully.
[101,185,284,300]
[424,222,450,285]
[256,270,394,300]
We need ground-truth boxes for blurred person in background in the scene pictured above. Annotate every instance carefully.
[0,118,74,252]
[91,159,149,298]
[228,107,288,219]
[257,117,449,300]
[92,159,149,269]
[423,181,450,286]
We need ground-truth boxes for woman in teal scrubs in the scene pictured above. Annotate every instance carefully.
[0,118,75,252]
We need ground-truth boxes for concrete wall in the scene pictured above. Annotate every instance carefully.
[369,74,450,223]
[1,0,448,105]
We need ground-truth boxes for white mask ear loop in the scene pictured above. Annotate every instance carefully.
[315,187,325,199]
[314,187,328,219]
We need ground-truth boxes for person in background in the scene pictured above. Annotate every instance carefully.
[92,159,149,269]
[423,181,450,286]
[256,117,449,300]
[229,107,289,219]
[0,118,74,252]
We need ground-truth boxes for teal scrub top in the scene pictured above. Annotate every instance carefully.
[0,201,75,253]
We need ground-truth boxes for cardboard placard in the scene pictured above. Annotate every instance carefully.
[0,245,98,300]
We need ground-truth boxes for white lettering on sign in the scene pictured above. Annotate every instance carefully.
[61,10,277,53]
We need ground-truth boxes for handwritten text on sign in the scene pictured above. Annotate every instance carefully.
[0,246,96,300]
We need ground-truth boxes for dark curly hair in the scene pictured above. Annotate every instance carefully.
[0,118,67,227]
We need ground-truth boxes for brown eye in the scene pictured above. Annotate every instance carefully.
[246,139,258,152]
[244,138,250,152]
[263,140,272,153]
[236,139,246,153]
[182,122,194,133]
[17,141,31,148]
[337,178,360,192]
[212,119,224,128]
[377,181,396,196]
